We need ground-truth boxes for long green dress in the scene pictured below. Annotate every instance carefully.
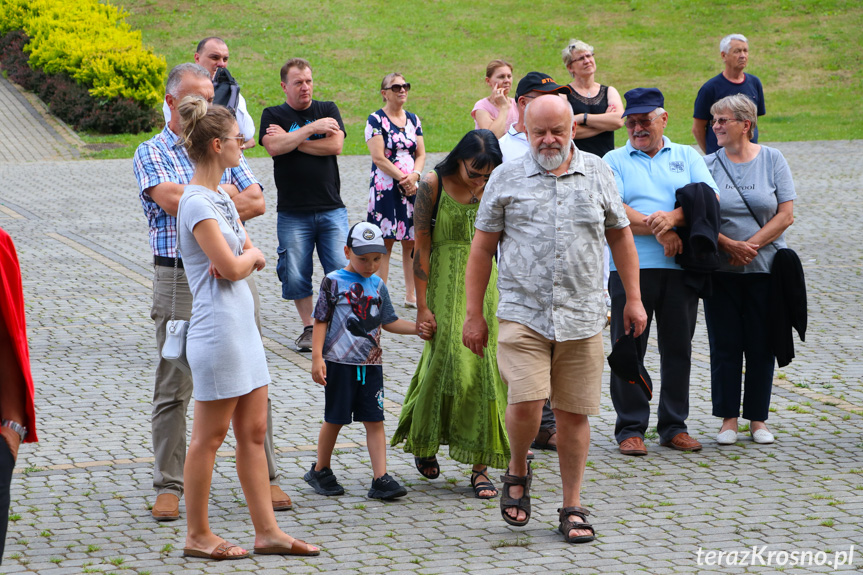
[391,188,510,469]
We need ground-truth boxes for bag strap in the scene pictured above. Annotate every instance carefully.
[170,199,182,323]
[717,154,764,228]
[430,169,443,234]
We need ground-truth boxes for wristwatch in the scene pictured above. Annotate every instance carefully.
[1,419,27,441]
[583,113,588,126]
[411,170,422,179]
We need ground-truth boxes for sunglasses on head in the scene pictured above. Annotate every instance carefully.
[385,83,411,92]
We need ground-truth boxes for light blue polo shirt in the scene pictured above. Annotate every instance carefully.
[603,136,718,270]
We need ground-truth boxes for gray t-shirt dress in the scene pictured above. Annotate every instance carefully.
[177,184,270,400]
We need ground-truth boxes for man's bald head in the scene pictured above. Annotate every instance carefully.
[525,95,576,171]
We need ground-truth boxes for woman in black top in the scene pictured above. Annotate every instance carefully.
[561,39,624,158]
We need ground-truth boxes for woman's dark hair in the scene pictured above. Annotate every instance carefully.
[435,129,503,177]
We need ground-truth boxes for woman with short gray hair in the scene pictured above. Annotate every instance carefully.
[561,39,624,157]
[702,93,796,447]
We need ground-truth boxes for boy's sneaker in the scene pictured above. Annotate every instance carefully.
[295,325,314,352]
[367,473,407,500]
[303,464,345,496]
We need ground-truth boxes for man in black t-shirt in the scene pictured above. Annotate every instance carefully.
[260,58,349,351]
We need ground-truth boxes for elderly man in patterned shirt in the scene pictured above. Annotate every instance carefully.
[133,63,291,521]
[463,95,646,543]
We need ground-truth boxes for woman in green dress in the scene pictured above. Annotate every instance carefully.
[391,130,508,498]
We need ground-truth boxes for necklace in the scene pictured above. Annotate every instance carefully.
[469,189,479,204]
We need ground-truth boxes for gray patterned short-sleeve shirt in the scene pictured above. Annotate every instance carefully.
[475,144,629,341]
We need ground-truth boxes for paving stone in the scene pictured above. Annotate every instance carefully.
[0,141,861,573]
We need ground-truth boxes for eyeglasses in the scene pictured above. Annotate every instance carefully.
[711,117,740,126]
[224,134,246,147]
[462,159,491,181]
[624,114,663,130]
[570,52,594,64]
[385,83,411,92]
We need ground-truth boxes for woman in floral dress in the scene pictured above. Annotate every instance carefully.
[365,72,426,306]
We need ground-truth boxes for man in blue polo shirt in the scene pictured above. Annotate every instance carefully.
[603,88,719,456]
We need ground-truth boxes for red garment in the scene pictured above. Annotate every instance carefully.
[0,228,37,443]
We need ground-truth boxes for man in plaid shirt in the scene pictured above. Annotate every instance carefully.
[133,63,291,521]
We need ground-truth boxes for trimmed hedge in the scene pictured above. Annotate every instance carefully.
[0,0,165,134]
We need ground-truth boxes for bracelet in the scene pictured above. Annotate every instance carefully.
[583,113,588,126]
[411,170,421,179]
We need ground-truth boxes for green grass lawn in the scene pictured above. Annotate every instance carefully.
[88,0,862,159]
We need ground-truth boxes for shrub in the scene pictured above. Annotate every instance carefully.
[23,0,165,108]
[0,0,164,134]
[0,31,157,134]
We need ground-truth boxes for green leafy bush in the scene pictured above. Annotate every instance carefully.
[0,0,165,109]
[0,30,157,133]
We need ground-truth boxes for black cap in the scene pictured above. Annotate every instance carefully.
[515,72,572,99]
[607,331,653,400]
[622,87,664,117]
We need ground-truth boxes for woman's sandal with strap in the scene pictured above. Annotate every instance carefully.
[558,506,596,543]
[414,456,440,479]
[499,462,532,526]
[470,467,498,499]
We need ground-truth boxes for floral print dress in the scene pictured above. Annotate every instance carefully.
[365,109,423,240]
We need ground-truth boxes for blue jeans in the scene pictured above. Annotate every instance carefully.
[276,208,349,300]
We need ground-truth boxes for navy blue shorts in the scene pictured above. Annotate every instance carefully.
[324,361,385,424]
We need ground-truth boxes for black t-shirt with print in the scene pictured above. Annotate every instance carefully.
[259,100,346,212]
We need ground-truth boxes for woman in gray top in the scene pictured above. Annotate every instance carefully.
[703,94,796,447]
[176,96,319,559]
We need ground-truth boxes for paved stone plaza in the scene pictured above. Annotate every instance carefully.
[0,82,861,574]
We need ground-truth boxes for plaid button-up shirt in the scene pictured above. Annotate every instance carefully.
[133,126,260,258]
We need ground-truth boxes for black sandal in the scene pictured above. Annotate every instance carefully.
[470,467,498,499]
[414,456,440,479]
[531,427,557,451]
[558,506,596,543]
[499,462,532,526]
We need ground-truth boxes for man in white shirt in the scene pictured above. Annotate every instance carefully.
[162,37,256,149]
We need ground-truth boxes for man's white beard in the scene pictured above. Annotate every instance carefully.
[531,143,567,171]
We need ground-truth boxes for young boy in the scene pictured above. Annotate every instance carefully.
[305,222,432,500]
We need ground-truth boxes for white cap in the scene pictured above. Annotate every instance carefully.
[347,222,387,255]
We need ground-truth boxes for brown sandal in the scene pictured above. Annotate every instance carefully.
[499,462,532,526]
[183,540,249,560]
[254,538,320,556]
[531,427,557,451]
[558,506,596,543]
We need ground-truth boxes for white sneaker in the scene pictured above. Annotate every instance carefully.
[716,429,738,445]
[751,428,775,444]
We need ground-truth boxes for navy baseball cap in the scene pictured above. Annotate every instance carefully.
[515,72,572,99]
[622,87,665,117]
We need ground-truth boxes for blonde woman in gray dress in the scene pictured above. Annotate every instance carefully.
[176,96,319,560]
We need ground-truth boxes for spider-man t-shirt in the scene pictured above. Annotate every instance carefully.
[313,269,398,365]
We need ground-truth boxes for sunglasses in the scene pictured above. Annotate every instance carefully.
[462,159,491,181]
[385,83,411,92]
[624,114,663,130]
[223,134,246,148]
[711,117,740,126]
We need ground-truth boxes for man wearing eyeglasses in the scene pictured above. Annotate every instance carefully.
[692,34,765,154]
[134,63,292,521]
[260,58,348,353]
[603,87,719,456]
[161,37,257,150]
